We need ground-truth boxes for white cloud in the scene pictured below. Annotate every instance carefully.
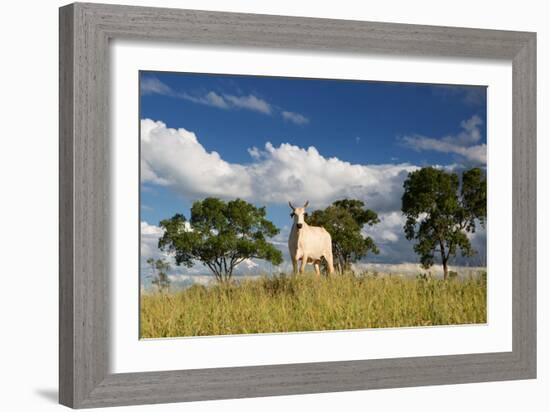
[351,262,486,278]
[166,274,216,288]
[181,91,273,114]
[141,119,418,212]
[282,111,309,125]
[140,76,271,113]
[247,146,261,160]
[141,119,252,198]
[181,91,230,109]
[402,115,486,164]
[367,211,405,244]
[141,220,211,288]
[140,220,193,274]
[361,211,419,264]
[224,94,272,114]
[140,77,173,96]
[140,221,165,259]
[141,221,177,288]
[140,77,314,120]
[458,115,483,144]
[364,210,487,266]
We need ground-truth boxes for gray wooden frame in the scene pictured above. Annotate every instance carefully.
[59,2,536,408]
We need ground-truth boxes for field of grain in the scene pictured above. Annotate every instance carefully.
[140,272,486,338]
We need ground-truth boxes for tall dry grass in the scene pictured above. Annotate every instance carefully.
[140,272,486,338]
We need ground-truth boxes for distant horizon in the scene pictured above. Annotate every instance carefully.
[142,262,487,292]
[139,71,487,288]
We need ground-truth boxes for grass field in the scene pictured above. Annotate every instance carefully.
[140,272,487,338]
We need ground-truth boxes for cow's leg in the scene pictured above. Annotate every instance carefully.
[325,251,335,276]
[291,256,298,275]
[299,254,308,274]
[314,261,321,277]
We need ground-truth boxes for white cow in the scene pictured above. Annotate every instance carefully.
[288,201,335,276]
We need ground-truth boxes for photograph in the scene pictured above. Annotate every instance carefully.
[139,71,488,338]
[2,0,542,409]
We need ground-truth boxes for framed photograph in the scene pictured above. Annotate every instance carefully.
[59,2,536,408]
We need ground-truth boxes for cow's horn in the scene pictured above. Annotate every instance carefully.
[288,201,295,210]
[303,200,309,208]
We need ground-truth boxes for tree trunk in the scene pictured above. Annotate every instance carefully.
[439,240,449,280]
[338,258,345,275]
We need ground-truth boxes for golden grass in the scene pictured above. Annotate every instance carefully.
[140,272,487,338]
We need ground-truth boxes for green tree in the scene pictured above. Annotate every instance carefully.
[146,257,171,292]
[308,199,379,274]
[401,167,487,280]
[158,198,283,282]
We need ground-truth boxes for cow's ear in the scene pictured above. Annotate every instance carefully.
[304,212,309,218]
[290,212,295,217]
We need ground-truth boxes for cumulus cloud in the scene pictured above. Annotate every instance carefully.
[140,221,165,258]
[464,224,487,266]
[247,146,261,160]
[361,211,417,264]
[141,220,194,280]
[368,211,406,244]
[141,119,418,211]
[141,119,251,198]
[282,111,309,125]
[364,211,487,266]
[402,115,486,164]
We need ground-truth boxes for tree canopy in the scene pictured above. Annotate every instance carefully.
[308,199,379,274]
[401,167,486,279]
[158,198,283,282]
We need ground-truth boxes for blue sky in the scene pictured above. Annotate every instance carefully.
[139,71,487,285]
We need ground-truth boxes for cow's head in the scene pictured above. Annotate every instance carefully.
[289,201,309,230]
